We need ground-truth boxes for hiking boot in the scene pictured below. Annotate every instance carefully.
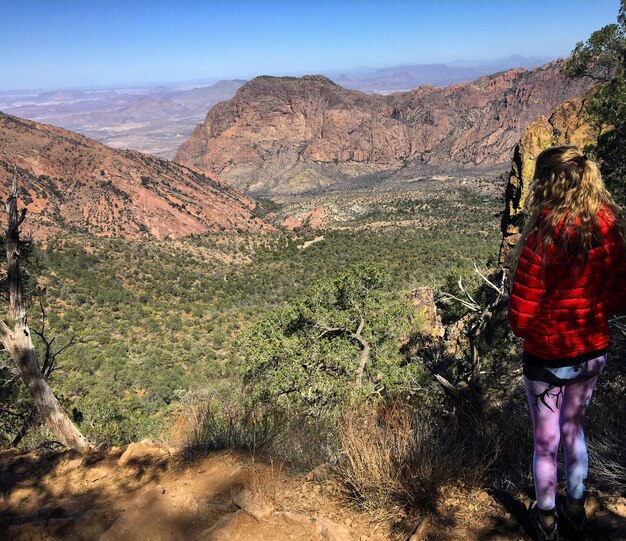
[529,502,559,541]
[557,496,587,540]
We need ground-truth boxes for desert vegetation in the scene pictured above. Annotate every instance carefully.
[2,166,625,521]
[1,7,626,539]
[0,180,500,446]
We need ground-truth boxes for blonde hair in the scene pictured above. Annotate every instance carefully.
[512,145,623,271]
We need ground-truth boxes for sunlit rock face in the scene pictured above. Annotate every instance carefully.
[499,96,599,264]
[176,62,593,196]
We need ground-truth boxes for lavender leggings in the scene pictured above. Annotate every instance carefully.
[524,355,606,511]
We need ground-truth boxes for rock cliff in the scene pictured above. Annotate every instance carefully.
[0,112,272,239]
[499,97,599,263]
[176,62,593,195]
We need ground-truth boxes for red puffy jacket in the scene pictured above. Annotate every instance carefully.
[508,207,626,363]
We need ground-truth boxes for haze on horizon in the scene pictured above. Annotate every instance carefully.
[0,0,620,91]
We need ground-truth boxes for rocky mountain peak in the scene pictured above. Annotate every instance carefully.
[176,61,594,196]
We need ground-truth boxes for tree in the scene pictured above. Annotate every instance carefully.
[0,177,89,452]
[239,263,422,413]
[564,0,626,203]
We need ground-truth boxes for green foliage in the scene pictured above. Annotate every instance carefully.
[564,0,626,203]
[78,392,168,446]
[0,367,32,445]
[0,183,500,446]
[239,263,424,413]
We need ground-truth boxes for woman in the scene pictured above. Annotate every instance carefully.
[508,145,626,540]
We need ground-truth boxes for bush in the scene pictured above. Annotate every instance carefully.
[171,389,341,469]
[239,263,423,414]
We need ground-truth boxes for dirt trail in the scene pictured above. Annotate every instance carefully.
[0,444,624,540]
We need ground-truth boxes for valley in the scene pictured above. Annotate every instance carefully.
[16,178,502,446]
[2,3,625,534]
[0,81,245,159]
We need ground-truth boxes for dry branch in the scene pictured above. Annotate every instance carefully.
[0,174,89,452]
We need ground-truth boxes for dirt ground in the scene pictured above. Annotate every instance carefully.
[0,444,624,541]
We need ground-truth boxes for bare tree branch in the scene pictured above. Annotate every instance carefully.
[0,174,90,452]
[353,312,370,388]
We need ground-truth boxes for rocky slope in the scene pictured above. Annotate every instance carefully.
[499,96,599,263]
[176,61,593,195]
[0,112,271,239]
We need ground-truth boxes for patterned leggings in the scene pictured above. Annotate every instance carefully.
[524,355,606,511]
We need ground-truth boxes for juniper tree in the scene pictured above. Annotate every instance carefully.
[239,263,423,414]
[0,177,89,451]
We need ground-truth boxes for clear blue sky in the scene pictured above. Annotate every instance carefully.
[0,0,621,90]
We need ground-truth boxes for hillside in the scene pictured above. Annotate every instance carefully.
[0,179,500,447]
[175,61,593,195]
[0,112,270,239]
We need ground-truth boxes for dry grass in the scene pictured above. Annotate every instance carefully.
[170,392,277,458]
[169,380,625,520]
[588,432,626,490]
[170,392,339,469]
[587,393,626,491]
[335,399,496,514]
[265,412,339,470]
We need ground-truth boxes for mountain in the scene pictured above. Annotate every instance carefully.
[0,80,246,159]
[447,54,554,70]
[0,112,271,239]
[175,61,594,195]
[329,55,556,93]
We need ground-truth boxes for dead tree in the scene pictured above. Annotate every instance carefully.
[436,265,510,401]
[0,176,89,452]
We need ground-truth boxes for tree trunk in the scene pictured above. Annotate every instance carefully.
[0,177,89,452]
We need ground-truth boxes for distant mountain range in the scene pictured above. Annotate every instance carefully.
[327,55,557,93]
[0,80,246,159]
[0,55,556,160]
[0,112,271,239]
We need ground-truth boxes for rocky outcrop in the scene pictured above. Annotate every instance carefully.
[0,112,272,239]
[407,287,443,338]
[176,62,593,195]
[499,96,599,263]
[278,206,328,230]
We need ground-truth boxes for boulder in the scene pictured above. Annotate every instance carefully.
[117,441,168,467]
[315,517,354,541]
[194,510,253,541]
[232,489,274,520]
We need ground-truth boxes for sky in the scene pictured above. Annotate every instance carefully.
[0,0,621,91]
